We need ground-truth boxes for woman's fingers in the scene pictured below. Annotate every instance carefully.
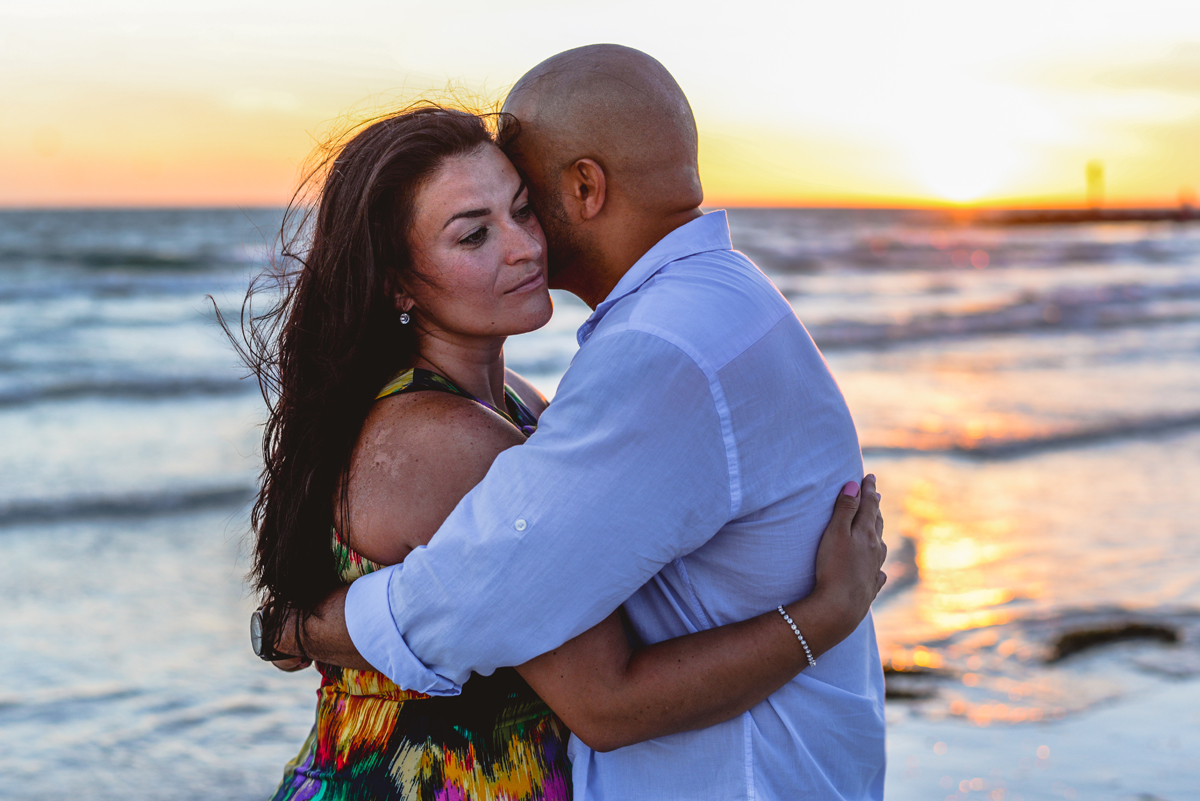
[853,474,888,576]
[831,480,862,535]
[852,475,880,539]
[811,474,892,624]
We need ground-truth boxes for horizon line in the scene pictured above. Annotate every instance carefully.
[0,200,1192,213]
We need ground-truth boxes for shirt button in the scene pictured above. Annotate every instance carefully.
[514,519,527,531]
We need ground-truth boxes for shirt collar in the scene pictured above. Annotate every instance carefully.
[576,210,732,345]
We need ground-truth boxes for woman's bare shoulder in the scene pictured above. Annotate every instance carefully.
[342,391,526,566]
[366,389,527,446]
[504,367,549,418]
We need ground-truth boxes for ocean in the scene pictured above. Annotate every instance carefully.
[1,207,1197,800]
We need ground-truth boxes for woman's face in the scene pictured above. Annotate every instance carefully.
[404,144,552,340]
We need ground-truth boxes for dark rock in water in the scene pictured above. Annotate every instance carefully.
[882,665,947,677]
[1047,623,1179,663]
[884,681,939,701]
[882,663,952,701]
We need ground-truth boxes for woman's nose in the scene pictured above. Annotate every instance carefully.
[504,219,544,264]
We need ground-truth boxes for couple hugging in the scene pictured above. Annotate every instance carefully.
[245,43,888,801]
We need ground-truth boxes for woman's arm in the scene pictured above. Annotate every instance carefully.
[515,477,886,753]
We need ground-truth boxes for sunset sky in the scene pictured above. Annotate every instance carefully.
[3,0,1199,208]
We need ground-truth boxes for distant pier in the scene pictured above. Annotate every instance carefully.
[978,206,1197,226]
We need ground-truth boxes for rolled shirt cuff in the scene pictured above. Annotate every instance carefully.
[344,565,463,697]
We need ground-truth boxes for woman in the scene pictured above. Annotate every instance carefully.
[238,105,885,800]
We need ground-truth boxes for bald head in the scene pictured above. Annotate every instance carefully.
[499,45,704,304]
[502,44,702,215]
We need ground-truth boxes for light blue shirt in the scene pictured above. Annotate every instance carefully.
[346,210,886,800]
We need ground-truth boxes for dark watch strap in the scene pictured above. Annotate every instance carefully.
[251,609,296,661]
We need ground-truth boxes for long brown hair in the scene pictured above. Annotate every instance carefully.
[224,104,495,655]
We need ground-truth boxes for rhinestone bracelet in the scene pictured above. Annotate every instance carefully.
[777,605,817,668]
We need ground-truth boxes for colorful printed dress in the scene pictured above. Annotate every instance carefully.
[270,368,571,801]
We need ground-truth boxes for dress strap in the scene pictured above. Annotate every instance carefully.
[375,367,537,436]
[376,368,459,401]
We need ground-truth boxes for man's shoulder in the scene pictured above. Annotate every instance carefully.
[599,249,797,371]
[656,246,771,286]
[646,248,790,324]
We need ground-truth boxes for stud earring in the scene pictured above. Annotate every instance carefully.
[399,311,411,325]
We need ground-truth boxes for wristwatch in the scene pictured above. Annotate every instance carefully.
[250,608,295,661]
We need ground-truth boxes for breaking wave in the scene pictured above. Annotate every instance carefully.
[862,410,1200,459]
[0,377,254,408]
[0,485,257,527]
[808,281,1200,349]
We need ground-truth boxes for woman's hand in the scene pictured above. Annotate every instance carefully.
[807,475,887,643]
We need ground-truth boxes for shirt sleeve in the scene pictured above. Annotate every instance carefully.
[344,327,735,693]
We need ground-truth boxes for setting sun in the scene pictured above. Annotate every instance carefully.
[909,136,1022,204]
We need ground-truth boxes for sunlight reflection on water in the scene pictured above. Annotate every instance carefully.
[867,429,1200,726]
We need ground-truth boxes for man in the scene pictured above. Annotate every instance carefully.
[275,44,885,799]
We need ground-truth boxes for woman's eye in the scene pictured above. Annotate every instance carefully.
[514,204,534,222]
[460,227,488,246]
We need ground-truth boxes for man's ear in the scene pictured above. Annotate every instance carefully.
[560,158,607,222]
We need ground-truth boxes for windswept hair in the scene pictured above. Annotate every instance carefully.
[221,104,497,655]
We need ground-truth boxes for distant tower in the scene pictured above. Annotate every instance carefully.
[1086,160,1105,210]
[1181,186,1196,220]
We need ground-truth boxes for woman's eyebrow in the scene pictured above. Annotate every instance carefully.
[441,182,528,230]
[443,207,490,230]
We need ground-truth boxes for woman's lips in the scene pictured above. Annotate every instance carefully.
[506,271,546,294]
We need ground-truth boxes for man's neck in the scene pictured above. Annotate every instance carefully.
[568,207,703,309]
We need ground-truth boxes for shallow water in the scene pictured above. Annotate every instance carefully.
[1,207,1197,799]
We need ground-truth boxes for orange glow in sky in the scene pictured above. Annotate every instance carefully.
[2,0,1199,208]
